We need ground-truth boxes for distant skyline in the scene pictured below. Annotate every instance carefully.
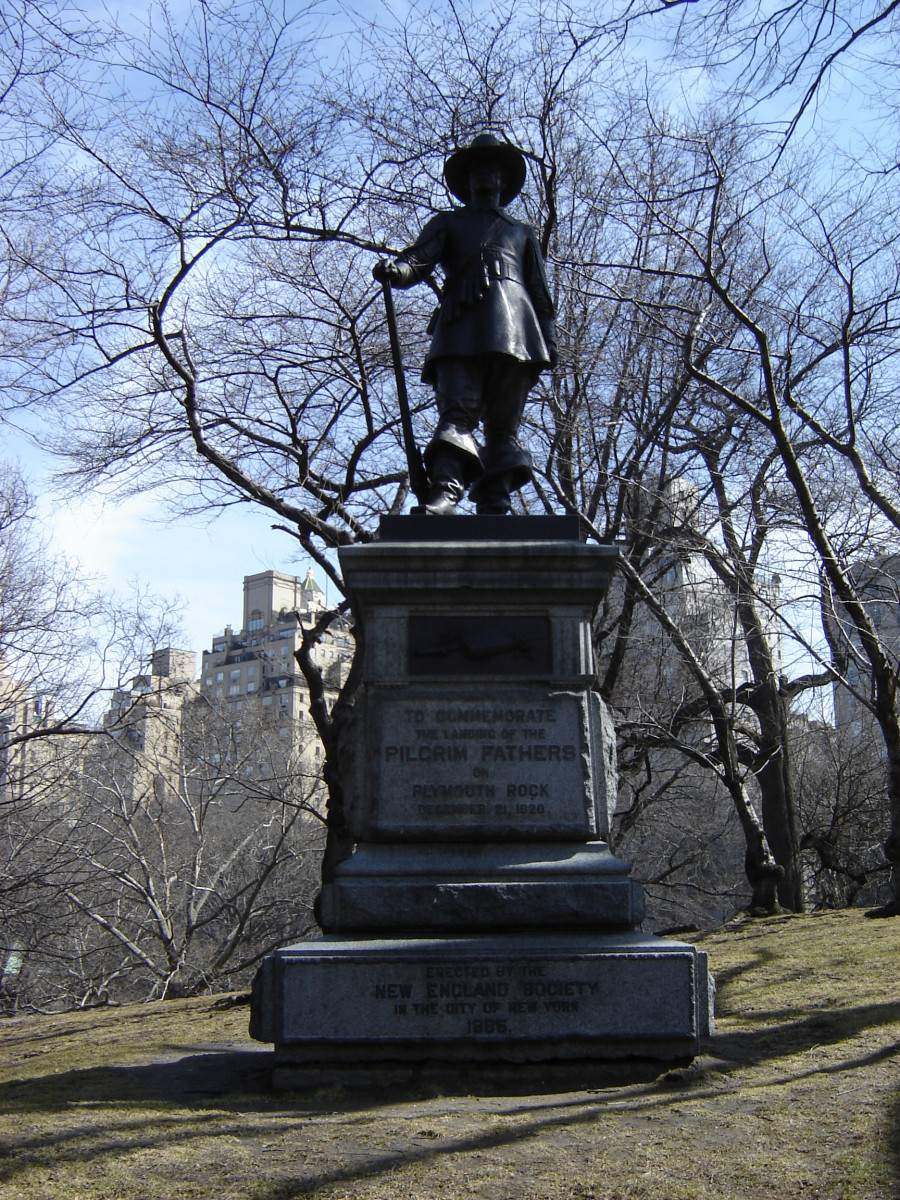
[6,428,326,669]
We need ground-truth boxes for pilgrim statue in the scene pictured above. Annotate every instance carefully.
[373,133,557,516]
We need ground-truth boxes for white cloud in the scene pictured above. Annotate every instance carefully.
[39,488,319,665]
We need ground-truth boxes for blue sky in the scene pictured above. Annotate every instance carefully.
[6,428,325,665]
[5,0,884,682]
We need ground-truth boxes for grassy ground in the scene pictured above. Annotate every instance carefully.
[1,910,898,1199]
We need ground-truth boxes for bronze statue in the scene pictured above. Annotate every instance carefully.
[374,133,557,516]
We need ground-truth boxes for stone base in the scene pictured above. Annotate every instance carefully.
[268,1055,689,1092]
[319,842,645,932]
[250,932,713,1072]
[378,514,581,542]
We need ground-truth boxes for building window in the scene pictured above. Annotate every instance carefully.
[229,685,240,696]
[230,669,240,681]
[248,610,265,632]
[247,682,256,693]
[215,671,224,682]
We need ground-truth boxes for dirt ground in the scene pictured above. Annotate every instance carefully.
[1,910,898,1200]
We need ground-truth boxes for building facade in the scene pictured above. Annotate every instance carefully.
[198,569,350,761]
[101,568,352,794]
[831,555,900,730]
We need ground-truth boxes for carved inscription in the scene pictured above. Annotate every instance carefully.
[374,692,593,833]
[282,954,694,1040]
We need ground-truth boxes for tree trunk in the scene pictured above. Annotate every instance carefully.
[751,682,804,910]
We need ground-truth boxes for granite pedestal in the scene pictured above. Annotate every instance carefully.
[250,516,712,1080]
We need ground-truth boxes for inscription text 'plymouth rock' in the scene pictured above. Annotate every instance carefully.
[372,692,595,834]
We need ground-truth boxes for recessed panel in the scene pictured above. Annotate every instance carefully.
[408,615,552,677]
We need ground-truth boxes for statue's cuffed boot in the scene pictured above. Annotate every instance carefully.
[424,452,466,516]
[425,476,465,516]
[421,427,483,516]
[473,472,514,515]
[470,437,532,515]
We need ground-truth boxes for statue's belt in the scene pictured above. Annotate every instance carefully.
[435,248,528,327]
[447,246,525,288]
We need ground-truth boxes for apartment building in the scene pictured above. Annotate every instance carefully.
[99,568,352,795]
[832,555,900,730]
[0,667,62,804]
[199,568,350,738]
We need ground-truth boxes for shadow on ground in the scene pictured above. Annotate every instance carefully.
[710,999,900,1068]
[4,994,900,1198]
[6,996,900,1115]
[5,1049,274,1112]
[4,1046,674,1114]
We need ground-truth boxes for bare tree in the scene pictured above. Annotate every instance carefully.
[616,115,900,914]
[5,0,886,926]
[0,458,202,1006]
[0,460,122,761]
[6,689,323,1011]
[665,0,900,154]
[792,710,891,909]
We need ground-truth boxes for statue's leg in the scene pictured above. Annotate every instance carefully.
[470,357,533,515]
[422,359,485,515]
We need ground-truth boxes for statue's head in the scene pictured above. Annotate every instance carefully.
[443,133,526,207]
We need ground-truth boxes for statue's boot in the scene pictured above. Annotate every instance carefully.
[424,452,466,516]
[474,471,514,515]
[470,435,531,516]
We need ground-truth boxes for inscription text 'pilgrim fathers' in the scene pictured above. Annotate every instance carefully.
[372,690,595,836]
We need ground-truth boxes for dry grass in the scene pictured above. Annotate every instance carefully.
[1,910,898,1199]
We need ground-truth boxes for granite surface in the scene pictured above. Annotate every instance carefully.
[250,525,714,1073]
[252,932,712,1064]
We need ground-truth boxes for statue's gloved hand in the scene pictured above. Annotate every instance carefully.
[372,258,403,285]
[547,344,559,369]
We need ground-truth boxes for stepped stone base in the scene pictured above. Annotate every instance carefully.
[319,842,645,932]
[250,931,713,1081]
[249,524,716,1080]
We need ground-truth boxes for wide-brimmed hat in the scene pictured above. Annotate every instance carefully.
[443,133,527,206]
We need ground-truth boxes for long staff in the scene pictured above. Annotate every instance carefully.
[380,279,429,505]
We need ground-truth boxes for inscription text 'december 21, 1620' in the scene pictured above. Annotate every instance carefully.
[370,691,596,837]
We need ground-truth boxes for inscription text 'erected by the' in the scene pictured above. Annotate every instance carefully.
[281,953,695,1041]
